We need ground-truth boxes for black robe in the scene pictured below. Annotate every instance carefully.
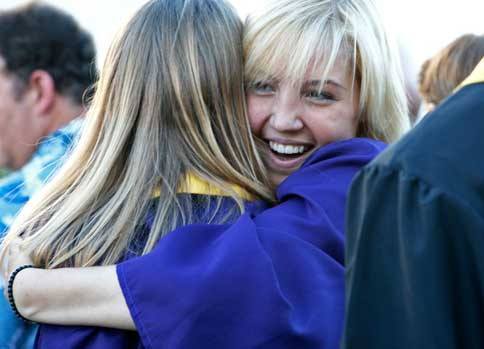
[343,62,484,349]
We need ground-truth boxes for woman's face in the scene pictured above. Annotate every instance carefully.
[247,58,360,185]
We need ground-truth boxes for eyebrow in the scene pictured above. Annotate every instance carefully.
[248,77,279,86]
[304,79,347,91]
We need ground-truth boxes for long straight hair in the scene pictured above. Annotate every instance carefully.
[4,0,273,268]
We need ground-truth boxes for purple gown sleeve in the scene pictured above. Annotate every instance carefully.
[116,138,385,349]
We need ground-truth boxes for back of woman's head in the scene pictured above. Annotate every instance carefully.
[419,33,484,108]
[244,0,410,143]
[92,0,271,198]
[5,0,272,268]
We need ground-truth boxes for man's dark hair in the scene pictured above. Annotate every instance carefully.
[0,1,97,104]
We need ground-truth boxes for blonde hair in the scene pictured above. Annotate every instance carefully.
[419,33,484,107]
[244,0,410,142]
[3,0,273,268]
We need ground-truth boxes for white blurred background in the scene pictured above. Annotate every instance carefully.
[1,0,483,73]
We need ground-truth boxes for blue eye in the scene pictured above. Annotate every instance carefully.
[251,81,275,95]
[305,90,335,103]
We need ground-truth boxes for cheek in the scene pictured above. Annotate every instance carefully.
[247,94,269,136]
[0,105,13,133]
[307,107,358,143]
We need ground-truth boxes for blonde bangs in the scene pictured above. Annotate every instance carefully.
[245,0,356,89]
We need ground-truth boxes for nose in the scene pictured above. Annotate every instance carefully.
[270,90,304,132]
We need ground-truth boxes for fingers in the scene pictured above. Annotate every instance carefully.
[0,242,11,282]
[0,238,32,282]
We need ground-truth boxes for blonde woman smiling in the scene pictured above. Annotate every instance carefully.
[2,0,408,348]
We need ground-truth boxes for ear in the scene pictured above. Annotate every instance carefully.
[27,70,56,115]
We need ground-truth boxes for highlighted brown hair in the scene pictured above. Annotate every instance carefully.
[419,34,484,107]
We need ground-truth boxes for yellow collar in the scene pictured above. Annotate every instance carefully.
[458,57,484,90]
[152,173,254,200]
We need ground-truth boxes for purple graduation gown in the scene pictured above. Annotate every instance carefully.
[36,138,385,349]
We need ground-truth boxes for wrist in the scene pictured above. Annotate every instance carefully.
[10,266,42,322]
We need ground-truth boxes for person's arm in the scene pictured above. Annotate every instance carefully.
[114,138,386,348]
[5,139,384,346]
[13,266,135,330]
[2,241,134,329]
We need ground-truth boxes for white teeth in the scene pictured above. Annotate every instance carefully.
[269,141,306,155]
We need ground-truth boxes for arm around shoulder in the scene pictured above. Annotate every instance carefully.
[13,265,136,330]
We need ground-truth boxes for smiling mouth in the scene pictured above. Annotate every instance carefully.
[268,141,314,159]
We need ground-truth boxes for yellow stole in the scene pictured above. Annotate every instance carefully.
[458,57,484,90]
[152,173,254,200]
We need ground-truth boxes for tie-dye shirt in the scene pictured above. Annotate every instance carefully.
[0,118,81,349]
[0,119,81,233]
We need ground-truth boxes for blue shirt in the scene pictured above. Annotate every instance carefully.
[0,119,81,349]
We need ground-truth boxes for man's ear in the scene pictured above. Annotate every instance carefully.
[27,70,56,115]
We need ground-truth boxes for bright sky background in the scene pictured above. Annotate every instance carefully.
[2,0,483,73]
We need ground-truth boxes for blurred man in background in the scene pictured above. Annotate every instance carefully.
[0,2,96,347]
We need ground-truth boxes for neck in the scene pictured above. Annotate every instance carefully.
[45,96,85,136]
